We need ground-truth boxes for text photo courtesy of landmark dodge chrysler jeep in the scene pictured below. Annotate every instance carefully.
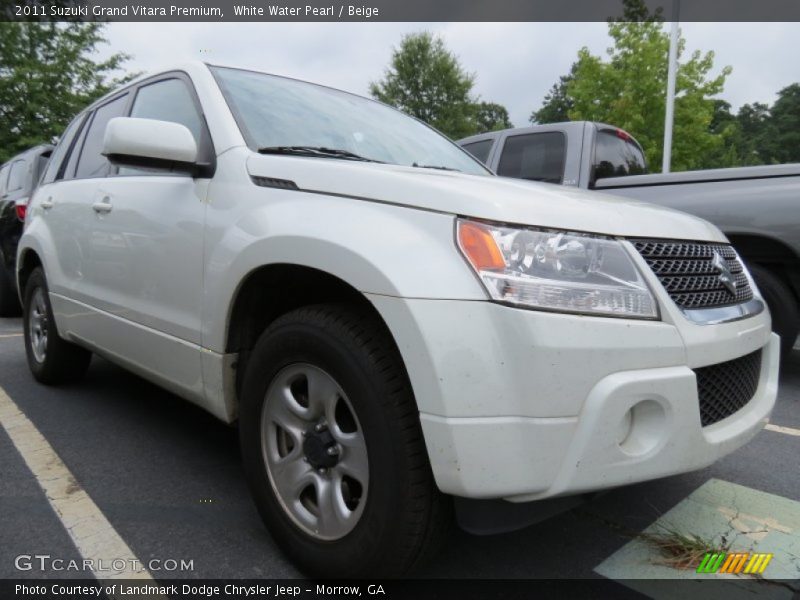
[18,62,779,577]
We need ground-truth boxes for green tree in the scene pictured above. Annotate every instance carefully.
[769,83,800,163]
[473,101,513,133]
[370,32,475,139]
[730,101,772,165]
[530,64,577,124]
[698,99,744,168]
[540,0,730,172]
[0,22,132,163]
[370,32,511,139]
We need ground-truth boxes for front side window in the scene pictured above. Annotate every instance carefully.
[211,66,489,176]
[593,129,647,180]
[116,77,210,177]
[130,78,203,142]
[497,132,566,183]
[462,139,494,165]
[74,94,129,180]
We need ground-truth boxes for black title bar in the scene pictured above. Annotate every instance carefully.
[2,0,800,22]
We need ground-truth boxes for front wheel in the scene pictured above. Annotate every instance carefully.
[239,304,450,577]
[23,267,91,384]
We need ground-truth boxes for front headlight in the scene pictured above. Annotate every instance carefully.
[456,218,658,319]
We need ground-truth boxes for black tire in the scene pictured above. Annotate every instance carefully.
[239,303,450,578]
[749,264,799,357]
[0,251,21,317]
[23,267,91,384]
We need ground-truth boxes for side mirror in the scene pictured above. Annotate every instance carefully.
[102,117,200,174]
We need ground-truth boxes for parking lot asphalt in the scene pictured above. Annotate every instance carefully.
[0,315,798,584]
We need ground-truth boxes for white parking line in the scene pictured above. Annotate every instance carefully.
[0,385,156,583]
[766,423,800,437]
[0,333,23,338]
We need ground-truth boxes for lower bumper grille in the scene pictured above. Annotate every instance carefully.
[695,349,762,427]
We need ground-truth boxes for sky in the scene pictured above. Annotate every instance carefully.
[99,22,800,128]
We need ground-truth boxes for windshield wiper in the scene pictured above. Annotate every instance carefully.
[258,146,383,163]
[411,162,460,172]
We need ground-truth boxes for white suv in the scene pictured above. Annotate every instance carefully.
[18,62,779,577]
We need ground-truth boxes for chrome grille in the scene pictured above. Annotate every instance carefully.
[632,239,754,310]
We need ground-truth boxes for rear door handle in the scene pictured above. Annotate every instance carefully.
[40,197,54,210]
[92,197,112,214]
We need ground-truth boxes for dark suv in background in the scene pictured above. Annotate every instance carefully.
[0,144,52,315]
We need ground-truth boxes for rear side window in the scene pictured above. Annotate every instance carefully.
[462,139,493,165]
[497,132,566,183]
[7,160,27,192]
[42,115,86,185]
[594,129,647,180]
[73,94,129,180]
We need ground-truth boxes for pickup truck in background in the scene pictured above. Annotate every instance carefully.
[459,122,800,354]
[0,144,52,316]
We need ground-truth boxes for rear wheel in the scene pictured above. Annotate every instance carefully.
[239,304,450,577]
[749,263,799,357]
[23,267,91,384]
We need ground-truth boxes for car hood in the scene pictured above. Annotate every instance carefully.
[246,154,727,242]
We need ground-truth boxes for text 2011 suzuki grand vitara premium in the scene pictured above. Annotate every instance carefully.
[18,62,779,577]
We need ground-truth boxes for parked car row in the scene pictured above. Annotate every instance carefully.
[0,144,52,315]
[459,123,800,354]
[5,62,782,577]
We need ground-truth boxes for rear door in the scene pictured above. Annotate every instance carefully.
[28,113,89,298]
[40,94,129,303]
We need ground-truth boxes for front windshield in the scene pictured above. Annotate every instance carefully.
[210,66,490,176]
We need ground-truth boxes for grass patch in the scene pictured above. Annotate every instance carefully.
[638,523,729,570]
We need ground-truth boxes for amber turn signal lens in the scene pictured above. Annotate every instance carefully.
[458,220,505,271]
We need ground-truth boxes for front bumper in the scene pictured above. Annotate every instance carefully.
[368,295,778,501]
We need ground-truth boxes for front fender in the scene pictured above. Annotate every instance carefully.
[202,184,485,352]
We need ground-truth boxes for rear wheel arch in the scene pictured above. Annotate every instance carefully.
[16,248,43,304]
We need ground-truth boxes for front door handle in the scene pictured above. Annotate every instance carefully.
[92,197,112,214]
[40,197,54,210]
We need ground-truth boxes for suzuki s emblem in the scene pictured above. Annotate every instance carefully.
[712,251,737,295]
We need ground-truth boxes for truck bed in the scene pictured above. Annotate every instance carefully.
[595,164,800,190]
